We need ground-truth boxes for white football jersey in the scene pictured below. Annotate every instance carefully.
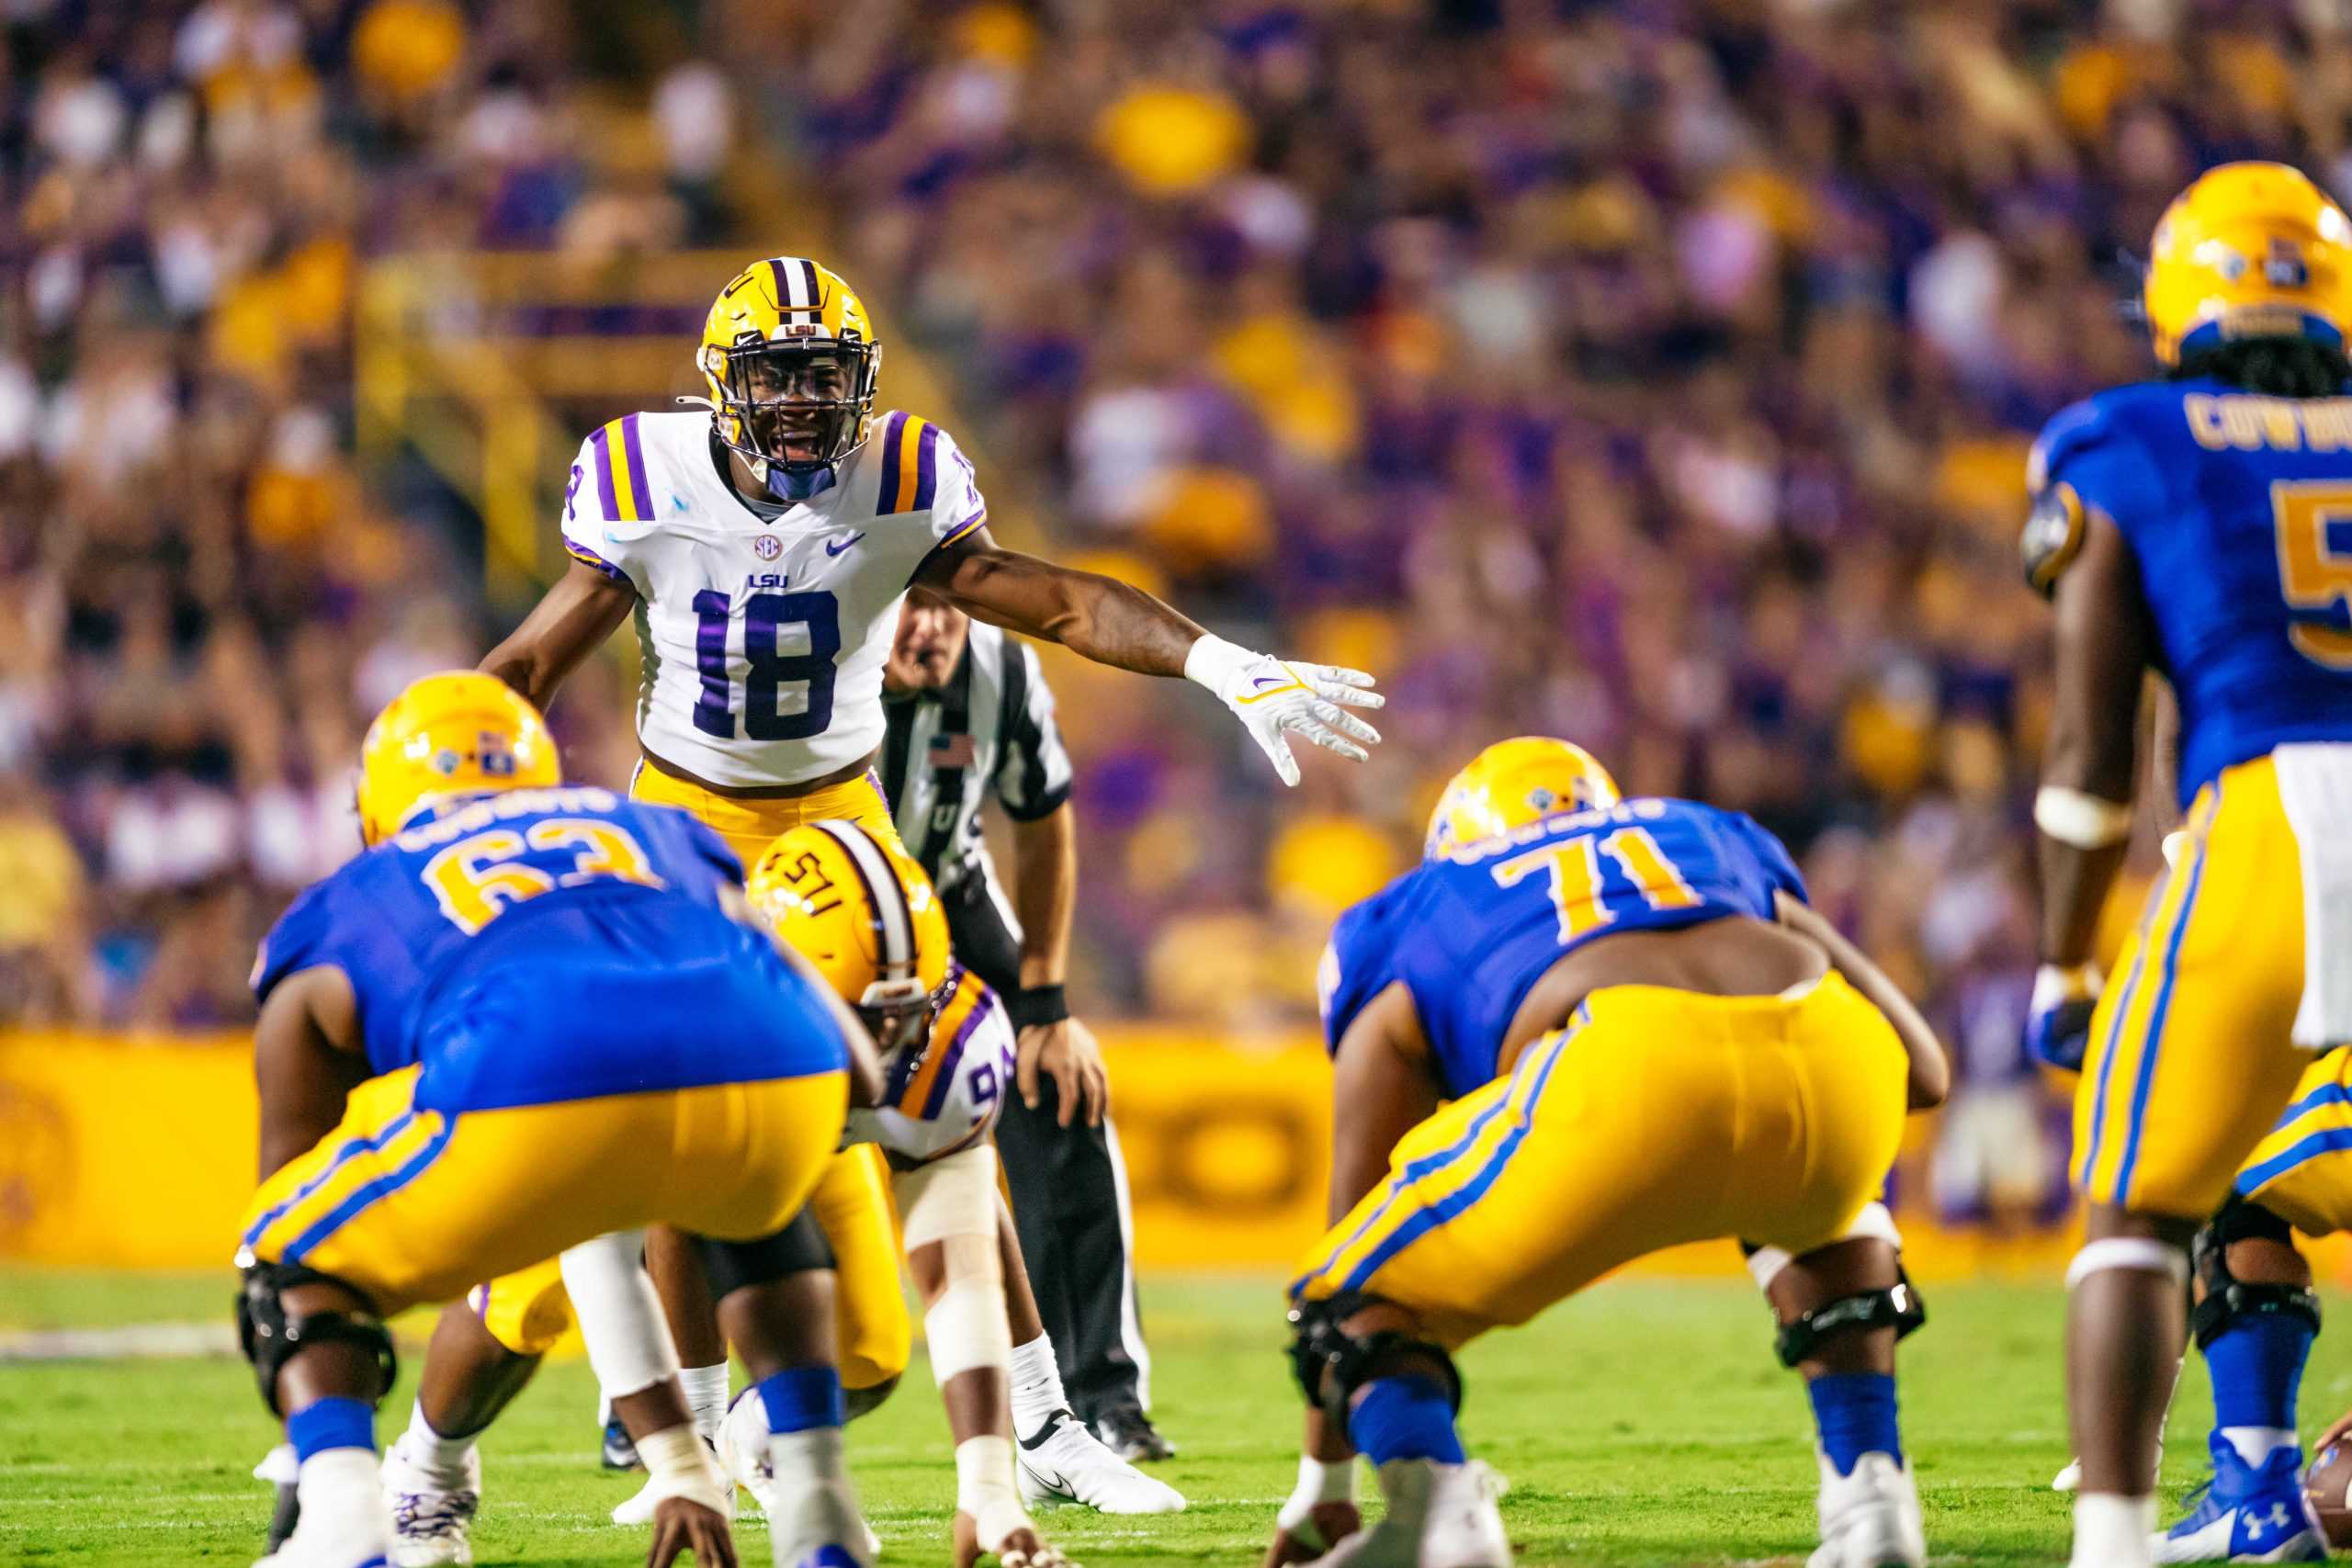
[560,408,989,787]
[846,966,1014,1167]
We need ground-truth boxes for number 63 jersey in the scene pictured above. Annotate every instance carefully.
[846,964,1016,1168]
[560,408,989,788]
[250,787,847,1115]
[1317,797,1807,1101]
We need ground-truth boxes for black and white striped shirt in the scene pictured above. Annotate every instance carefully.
[877,622,1074,899]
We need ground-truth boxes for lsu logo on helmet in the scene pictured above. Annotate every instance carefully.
[746,819,949,1050]
[696,257,881,491]
[1425,737,1621,859]
[354,671,560,846]
[2143,162,2352,365]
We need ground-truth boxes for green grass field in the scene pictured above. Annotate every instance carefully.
[4,1269,2338,1567]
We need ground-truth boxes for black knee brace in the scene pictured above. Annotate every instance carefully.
[1774,1269,1928,1369]
[235,1260,397,1416]
[697,1206,835,1301]
[1286,1291,1462,1423]
[2189,1195,2321,1351]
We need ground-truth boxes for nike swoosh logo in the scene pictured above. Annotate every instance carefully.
[826,532,866,557]
[1018,1410,1072,1451]
[1250,675,1291,690]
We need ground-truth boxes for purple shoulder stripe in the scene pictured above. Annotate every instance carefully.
[911,421,940,513]
[619,412,651,521]
[876,412,908,514]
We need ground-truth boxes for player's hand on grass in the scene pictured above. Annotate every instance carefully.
[646,1495,736,1568]
[1262,1501,1362,1568]
[1184,635,1383,787]
[1018,1017,1108,1127]
[955,1512,1072,1568]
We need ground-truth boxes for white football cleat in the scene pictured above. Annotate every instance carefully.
[714,1393,876,1566]
[254,1450,395,1568]
[380,1434,479,1567]
[1018,1410,1186,1514]
[1305,1458,1509,1568]
[1809,1450,1926,1568]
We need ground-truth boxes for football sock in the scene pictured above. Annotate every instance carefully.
[2208,1311,2312,1461]
[401,1399,477,1477]
[287,1396,376,1461]
[1807,1372,1902,1476]
[679,1363,729,1443]
[757,1366,847,1434]
[1010,1334,1069,1440]
[2072,1493,2154,1568]
[1348,1375,1466,1466]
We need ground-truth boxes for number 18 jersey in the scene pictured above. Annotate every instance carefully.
[560,409,989,788]
[2030,376,2352,807]
[1318,797,1807,1100]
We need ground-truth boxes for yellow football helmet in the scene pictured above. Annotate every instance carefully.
[746,820,949,1050]
[2144,162,2352,365]
[697,257,880,493]
[355,671,560,846]
[1425,737,1621,859]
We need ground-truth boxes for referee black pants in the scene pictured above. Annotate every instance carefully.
[944,877,1151,1422]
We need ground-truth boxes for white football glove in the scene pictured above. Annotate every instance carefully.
[1183,635,1384,787]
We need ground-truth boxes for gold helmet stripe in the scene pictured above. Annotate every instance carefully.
[812,819,913,971]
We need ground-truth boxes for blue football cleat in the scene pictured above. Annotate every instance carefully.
[601,1414,641,1472]
[2153,1436,2325,1562]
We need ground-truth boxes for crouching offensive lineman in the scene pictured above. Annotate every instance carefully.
[1272,739,1950,1568]
[234,672,875,1568]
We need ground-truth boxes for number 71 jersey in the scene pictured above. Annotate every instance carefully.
[561,409,988,788]
[1317,797,1807,1100]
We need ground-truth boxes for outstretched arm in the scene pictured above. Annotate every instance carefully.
[480,561,639,712]
[915,531,1383,785]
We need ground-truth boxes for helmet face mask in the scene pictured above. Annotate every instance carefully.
[708,336,879,475]
[855,972,935,1055]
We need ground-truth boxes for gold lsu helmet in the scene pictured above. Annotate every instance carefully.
[355,671,560,846]
[747,820,950,1050]
[697,257,880,488]
[2144,162,2352,366]
[1424,736,1621,859]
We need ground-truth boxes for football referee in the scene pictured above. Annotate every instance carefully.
[876,589,1171,1461]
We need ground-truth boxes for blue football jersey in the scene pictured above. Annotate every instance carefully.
[1319,797,1806,1100]
[253,786,845,1113]
[2031,377,2352,807]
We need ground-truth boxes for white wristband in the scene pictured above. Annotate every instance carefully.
[2034,786,2133,849]
[1182,632,1253,690]
[955,1434,1030,1549]
[1295,1453,1353,1506]
[2032,962,2104,1010]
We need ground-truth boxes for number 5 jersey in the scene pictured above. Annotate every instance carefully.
[560,409,989,788]
[251,786,845,1113]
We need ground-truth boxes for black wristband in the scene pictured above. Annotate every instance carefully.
[1010,983,1069,1032]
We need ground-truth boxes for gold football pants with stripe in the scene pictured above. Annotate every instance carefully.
[2073,755,2319,1220]
[1290,972,1908,1349]
[238,1065,846,1319]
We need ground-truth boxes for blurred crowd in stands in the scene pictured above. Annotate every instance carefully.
[17,0,2324,1218]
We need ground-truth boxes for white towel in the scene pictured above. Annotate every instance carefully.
[2274,742,2352,1047]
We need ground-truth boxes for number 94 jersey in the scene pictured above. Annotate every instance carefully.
[2029,376,2352,809]
[1318,797,1807,1100]
[847,964,1015,1167]
[560,409,988,789]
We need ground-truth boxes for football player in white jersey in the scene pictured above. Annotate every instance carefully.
[476,257,1384,1441]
